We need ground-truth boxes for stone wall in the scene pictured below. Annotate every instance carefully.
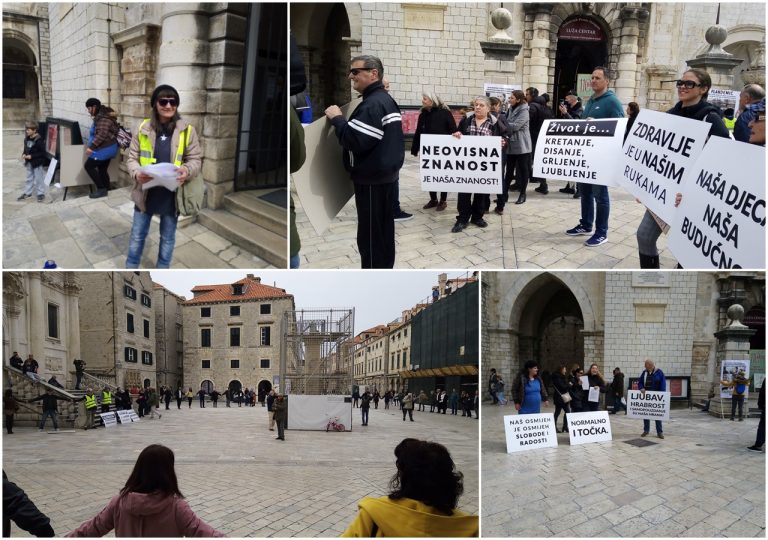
[153,285,184,389]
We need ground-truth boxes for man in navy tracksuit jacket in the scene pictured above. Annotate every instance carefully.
[325,55,404,268]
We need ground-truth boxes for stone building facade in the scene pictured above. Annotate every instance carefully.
[482,271,765,405]
[291,2,764,116]
[78,272,156,391]
[182,274,294,395]
[153,283,185,390]
[2,272,81,387]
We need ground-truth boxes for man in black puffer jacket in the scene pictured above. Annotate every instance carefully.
[325,55,404,269]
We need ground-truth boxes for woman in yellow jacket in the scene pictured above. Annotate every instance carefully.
[342,438,478,537]
[125,85,202,268]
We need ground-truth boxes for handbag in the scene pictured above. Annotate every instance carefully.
[175,126,205,217]
[558,389,572,404]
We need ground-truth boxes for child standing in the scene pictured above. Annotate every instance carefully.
[18,121,48,202]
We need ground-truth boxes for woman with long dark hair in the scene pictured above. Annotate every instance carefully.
[342,438,478,537]
[584,363,606,412]
[512,360,549,414]
[495,89,532,210]
[552,364,572,432]
[126,85,203,268]
[67,445,224,537]
[635,68,729,268]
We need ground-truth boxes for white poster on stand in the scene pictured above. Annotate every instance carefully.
[626,390,671,421]
[532,119,627,187]
[420,134,504,194]
[719,359,751,399]
[504,413,558,453]
[667,136,765,269]
[619,109,712,223]
[288,395,352,431]
[567,411,613,445]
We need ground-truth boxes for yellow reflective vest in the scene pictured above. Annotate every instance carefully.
[138,119,189,167]
[101,391,112,405]
[84,394,97,410]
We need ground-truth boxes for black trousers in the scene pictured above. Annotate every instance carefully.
[731,395,745,419]
[354,182,396,268]
[84,158,111,189]
[755,408,765,447]
[497,153,532,209]
[457,193,487,223]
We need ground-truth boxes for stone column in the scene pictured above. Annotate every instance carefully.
[644,65,677,111]
[709,305,755,417]
[65,278,81,386]
[27,273,45,365]
[614,7,648,104]
[686,24,743,92]
[523,4,555,93]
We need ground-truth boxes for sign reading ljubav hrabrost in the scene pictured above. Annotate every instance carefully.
[420,134,503,194]
[626,390,671,421]
[532,119,627,187]
[504,413,558,453]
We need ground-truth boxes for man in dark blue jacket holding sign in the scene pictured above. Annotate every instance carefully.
[638,358,666,439]
[325,55,404,269]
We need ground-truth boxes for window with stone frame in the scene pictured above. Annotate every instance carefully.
[231,359,240,369]
[201,307,211,317]
[230,327,241,347]
[141,351,153,365]
[230,305,240,317]
[143,319,150,339]
[201,328,211,347]
[202,360,211,369]
[260,326,271,346]
[127,313,135,334]
[141,293,151,308]
[3,69,25,99]
[124,284,137,300]
[260,359,270,369]
[260,304,271,315]
[125,347,138,363]
[47,303,59,339]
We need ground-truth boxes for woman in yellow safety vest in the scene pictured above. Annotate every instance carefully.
[125,85,202,268]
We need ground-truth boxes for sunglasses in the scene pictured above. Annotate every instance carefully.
[675,80,704,89]
[157,98,177,107]
[349,68,374,76]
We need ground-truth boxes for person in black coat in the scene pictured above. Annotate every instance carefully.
[584,364,607,412]
[412,92,457,211]
[552,365,573,432]
[569,366,586,413]
[25,388,69,431]
[748,378,765,451]
[610,368,626,414]
[3,471,55,537]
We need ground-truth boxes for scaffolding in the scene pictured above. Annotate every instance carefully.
[280,308,355,395]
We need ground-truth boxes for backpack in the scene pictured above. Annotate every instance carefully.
[116,124,132,150]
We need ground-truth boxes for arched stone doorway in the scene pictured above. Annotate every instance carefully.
[553,15,610,106]
[228,379,242,394]
[291,3,362,120]
[143,378,151,389]
[257,379,272,394]
[201,379,214,393]
[3,33,39,127]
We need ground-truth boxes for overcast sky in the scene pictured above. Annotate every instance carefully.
[150,270,472,334]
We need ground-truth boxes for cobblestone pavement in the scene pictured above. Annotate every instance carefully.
[3,402,478,537]
[481,403,765,538]
[3,135,272,269]
[293,153,677,269]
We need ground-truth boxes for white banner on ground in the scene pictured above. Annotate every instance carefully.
[620,109,712,223]
[566,411,613,445]
[504,413,558,453]
[532,119,627,187]
[720,359,751,399]
[288,395,352,431]
[127,410,140,422]
[100,412,118,427]
[626,390,671,421]
[667,136,765,269]
[116,410,132,424]
[44,158,57,186]
[420,134,504,194]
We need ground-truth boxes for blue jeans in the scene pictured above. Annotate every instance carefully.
[24,163,46,196]
[39,410,58,430]
[126,210,178,268]
[289,254,300,269]
[643,419,663,434]
[578,183,610,236]
[362,408,369,424]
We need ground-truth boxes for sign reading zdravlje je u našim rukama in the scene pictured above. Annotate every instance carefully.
[504,413,558,453]
[667,136,765,269]
[566,411,613,445]
[626,390,671,421]
[420,134,503,194]
[620,109,713,224]
[532,119,628,187]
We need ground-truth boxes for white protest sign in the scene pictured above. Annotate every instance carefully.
[100,412,118,427]
[708,89,740,112]
[719,359,751,399]
[116,410,133,424]
[420,134,504,194]
[504,413,558,453]
[667,136,765,269]
[620,109,712,223]
[588,386,600,402]
[533,119,627,187]
[567,411,613,445]
[44,158,57,186]
[127,410,140,422]
[626,390,670,421]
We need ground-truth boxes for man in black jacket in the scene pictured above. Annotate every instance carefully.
[325,55,404,268]
[3,471,55,537]
[26,388,69,432]
[748,378,765,451]
[526,88,553,194]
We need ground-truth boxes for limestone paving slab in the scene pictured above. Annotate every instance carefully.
[482,404,765,537]
[293,153,677,269]
[4,402,478,537]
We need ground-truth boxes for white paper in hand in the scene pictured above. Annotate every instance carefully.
[588,387,600,402]
[139,163,180,191]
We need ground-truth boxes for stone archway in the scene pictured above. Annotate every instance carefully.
[201,379,214,393]
[3,32,40,127]
[257,379,272,394]
[228,379,242,394]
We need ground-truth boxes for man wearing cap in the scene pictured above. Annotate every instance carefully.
[324,55,404,269]
[84,98,119,199]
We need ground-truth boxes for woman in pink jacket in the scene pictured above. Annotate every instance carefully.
[67,444,225,537]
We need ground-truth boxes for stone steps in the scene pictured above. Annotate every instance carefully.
[223,190,285,236]
[197,201,286,268]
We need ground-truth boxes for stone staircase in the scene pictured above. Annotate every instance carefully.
[197,189,287,268]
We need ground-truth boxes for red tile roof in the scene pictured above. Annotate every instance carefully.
[184,276,293,305]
